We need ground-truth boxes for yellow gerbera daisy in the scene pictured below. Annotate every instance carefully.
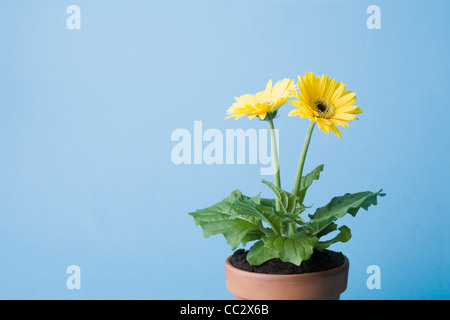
[226,78,296,120]
[288,72,363,138]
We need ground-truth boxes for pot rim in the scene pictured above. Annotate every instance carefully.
[225,254,349,280]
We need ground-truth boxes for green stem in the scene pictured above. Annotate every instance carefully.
[267,119,281,211]
[292,121,316,198]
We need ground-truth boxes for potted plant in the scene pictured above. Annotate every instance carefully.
[189,72,385,300]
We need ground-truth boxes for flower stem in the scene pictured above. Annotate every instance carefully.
[267,119,281,211]
[292,121,316,198]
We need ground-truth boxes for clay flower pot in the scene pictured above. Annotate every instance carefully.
[225,256,349,300]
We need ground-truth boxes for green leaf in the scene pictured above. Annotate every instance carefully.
[305,215,339,236]
[261,180,306,225]
[298,164,324,204]
[249,193,277,208]
[240,229,268,247]
[189,190,267,250]
[316,222,338,238]
[246,240,279,266]
[306,189,385,235]
[261,234,318,266]
[232,193,282,235]
[315,226,352,251]
[311,190,385,219]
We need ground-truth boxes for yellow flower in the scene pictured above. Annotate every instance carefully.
[226,78,296,120]
[288,72,363,138]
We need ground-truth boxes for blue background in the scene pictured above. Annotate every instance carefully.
[1,0,449,299]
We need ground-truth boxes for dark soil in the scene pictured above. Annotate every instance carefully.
[229,248,345,275]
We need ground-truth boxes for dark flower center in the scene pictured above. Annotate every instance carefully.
[311,97,336,119]
[316,103,327,112]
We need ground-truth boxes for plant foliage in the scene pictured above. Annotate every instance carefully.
[189,164,385,266]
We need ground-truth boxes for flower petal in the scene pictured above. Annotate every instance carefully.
[330,124,342,138]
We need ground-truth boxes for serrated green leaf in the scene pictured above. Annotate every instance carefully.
[261,180,306,225]
[298,164,324,204]
[232,193,282,235]
[311,189,385,220]
[306,190,385,236]
[249,193,277,209]
[315,226,352,251]
[189,190,267,250]
[246,240,279,266]
[262,234,318,266]
[305,215,339,236]
[240,229,268,247]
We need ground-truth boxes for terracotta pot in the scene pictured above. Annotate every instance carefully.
[225,256,349,300]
